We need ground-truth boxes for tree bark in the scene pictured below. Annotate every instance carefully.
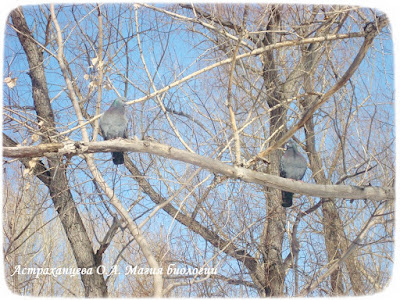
[3,140,393,202]
[258,6,287,296]
[9,7,107,297]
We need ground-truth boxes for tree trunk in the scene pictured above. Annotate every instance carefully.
[303,109,365,295]
[258,6,288,296]
[261,105,287,296]
[10,7,107,297]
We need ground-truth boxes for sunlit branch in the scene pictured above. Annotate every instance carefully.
[3,139,394,202]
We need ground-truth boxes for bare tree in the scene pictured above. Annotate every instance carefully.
[3,4,393,297]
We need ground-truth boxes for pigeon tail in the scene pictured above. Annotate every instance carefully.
[112,152,124,165]
[282,191,293,207]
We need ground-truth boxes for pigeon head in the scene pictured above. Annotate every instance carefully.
[285,139,296,150]
[113,97,127,108]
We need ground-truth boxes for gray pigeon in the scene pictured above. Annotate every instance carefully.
[279,140,307,207]
[99,97,128,165]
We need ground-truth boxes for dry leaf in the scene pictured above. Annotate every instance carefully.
[104,82,113,91]
[32,134,39,143]
[23,168,30,177]
[91,57,98,66]
[4,77,17,89]
[89,81,98,89]
[23,157,39,177]
[28,157,39,170]
[97,60,104,69]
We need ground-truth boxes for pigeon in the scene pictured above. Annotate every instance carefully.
[99,97,128,165]
[279,140,307,207]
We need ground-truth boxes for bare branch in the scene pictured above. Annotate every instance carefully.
[299,200,391,296]
[247,14,389,164]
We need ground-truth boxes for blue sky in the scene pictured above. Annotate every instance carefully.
[1,2,397,297]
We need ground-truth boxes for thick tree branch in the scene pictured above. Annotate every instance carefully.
[3,139,393,202]
[3,133,51,185]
